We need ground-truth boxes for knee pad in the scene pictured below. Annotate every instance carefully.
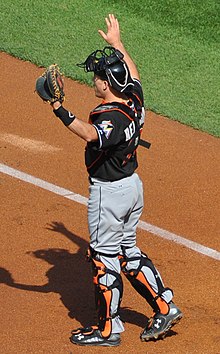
[87,247,123,338]
[119,250,172,314]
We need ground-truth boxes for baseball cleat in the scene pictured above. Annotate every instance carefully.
[70,326,121,347]
[140,302,183,342]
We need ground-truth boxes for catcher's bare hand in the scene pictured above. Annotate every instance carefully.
[98,14,121,48]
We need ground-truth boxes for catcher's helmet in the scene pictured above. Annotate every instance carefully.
[77,46,134,93]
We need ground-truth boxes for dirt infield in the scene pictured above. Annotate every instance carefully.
[0,51,220,353]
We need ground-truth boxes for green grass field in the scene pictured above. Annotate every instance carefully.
[1,0,219,137]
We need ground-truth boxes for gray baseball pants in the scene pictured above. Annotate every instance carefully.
[88,173,173,333]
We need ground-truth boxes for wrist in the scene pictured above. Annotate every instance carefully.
[110,40,123,49]
[53,106,76,126]
[52,101,62,110]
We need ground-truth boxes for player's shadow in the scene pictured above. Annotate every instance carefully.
[0,222,96,327]
[0,221,178,332]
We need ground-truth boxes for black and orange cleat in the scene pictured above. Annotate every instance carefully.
[140,302,183,342]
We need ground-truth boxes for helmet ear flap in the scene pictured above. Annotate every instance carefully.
[105,62,134,93]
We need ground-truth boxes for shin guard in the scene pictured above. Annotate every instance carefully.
[87,247,123,338]
[119,251,172,315]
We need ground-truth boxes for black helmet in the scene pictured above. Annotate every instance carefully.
[77,46,134,93]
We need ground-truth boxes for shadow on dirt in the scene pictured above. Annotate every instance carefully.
[0,221,176,331]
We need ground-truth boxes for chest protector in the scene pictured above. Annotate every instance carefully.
[89,98,144,166]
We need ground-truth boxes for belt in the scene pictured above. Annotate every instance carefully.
[89,174,135,185]
[89,176,110,184]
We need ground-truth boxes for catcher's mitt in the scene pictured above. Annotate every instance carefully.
[35,64,65,104]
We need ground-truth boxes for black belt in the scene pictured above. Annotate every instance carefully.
[89,176,111,184]
[89,176,130,184]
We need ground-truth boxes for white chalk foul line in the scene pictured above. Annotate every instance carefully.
[1,162,220,261]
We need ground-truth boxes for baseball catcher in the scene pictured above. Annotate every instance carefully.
[35,13,182,347]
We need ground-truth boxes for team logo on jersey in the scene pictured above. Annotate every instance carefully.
[98,120,114,139]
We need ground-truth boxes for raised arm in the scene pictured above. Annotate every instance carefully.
[98,14,140,80]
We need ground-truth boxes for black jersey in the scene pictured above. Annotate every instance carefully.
[85,79,145,181]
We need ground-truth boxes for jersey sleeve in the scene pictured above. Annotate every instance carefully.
[128,79,144,106]
[92,111,126,150]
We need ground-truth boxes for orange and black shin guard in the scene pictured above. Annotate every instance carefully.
[119,253,171,315]
[87,248,123,338]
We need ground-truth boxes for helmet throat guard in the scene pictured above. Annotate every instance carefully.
[77,46,134,93]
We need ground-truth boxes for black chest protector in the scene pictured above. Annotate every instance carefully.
[86,98,144,181]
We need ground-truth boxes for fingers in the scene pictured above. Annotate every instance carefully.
[102,14,119,32]
[105,15,111,28]
[98,13,121,45]
[107,14,119,29]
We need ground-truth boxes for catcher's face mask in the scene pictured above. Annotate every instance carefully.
[77,46,134,93]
